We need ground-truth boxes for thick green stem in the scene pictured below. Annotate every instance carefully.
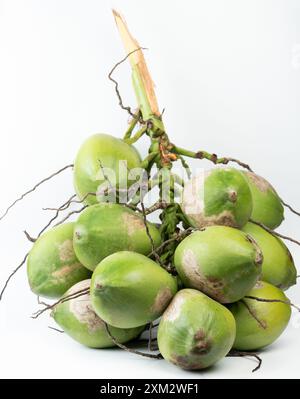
[173,146,253,171]
[124,125,148,144]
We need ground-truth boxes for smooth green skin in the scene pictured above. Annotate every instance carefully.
[51,279,144,348]
[158,289,236,370]
[182,168,252,229]
[91,251,178,328]
[73,134,142,205]
[73,204,162,271]
[243,171,284,229]
[174,226,262,303]
[228,281,291,350]
[242,222,296,290]
[27,223,91,299]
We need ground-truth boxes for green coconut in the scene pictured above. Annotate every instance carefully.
[73,133,142,205]
[158,289,236,370]
[242,222,296,290]
[228,281,291,350]
[181,168,252,229]
[51,279,144,348]
[27,223,91,298]
[243,171,284,229]
[90,251,177,328]
[73,203,161,271]
[174,226,263,303]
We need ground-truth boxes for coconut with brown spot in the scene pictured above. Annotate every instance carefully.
[27,223,91,298]
[157,289,236,370]
[90,251,177,328]
[242,222,297,290]
[243,171,284,229]
[73,203,161,271]
[174,226,263,303]
[51,279,144,348]
[228,281,291,350]
[181,168,252,229]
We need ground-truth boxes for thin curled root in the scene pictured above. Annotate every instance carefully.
[31,288,90,319]
[0,164,73,222]
[23,230,36,243]
[108,47,147,121]
[245,296,300,312]
[0,253,29,301]
[148,227,194,257]
[48,326,64,333]
[53,206,87,227]
[38,193,77,237]
[280,199,300,217]
[23,193,80,243]
[250,220,300,247]
[227,350,262,372]
[104,322,163,360]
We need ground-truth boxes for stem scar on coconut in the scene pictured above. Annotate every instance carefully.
[0,9,299,373]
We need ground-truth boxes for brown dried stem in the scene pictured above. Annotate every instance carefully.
[241,300,267,329]
[245,296,300,312]
[48,326,64,333]
[280,198,300,217]
[31,288,90,319]
[148,227,194,257]
[104,322,163,360]
[108,47,147,121]
[54,206,87,227]
[0,164,74,222]
[250,219,300,246]
[0,253,29,301]
[227,350,262,372]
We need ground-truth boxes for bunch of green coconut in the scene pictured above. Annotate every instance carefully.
[26,131,297,371]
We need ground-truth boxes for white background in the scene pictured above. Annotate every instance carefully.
[0,0,300,379]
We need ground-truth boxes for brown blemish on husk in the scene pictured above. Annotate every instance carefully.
[181,249,227,302]
[228,190,237,203]
[245,235,264,266]
[122,212,144,235]
[68,280,104,332]
[246,172,274,193]
[151,287,173,315]
[186,209,237,229]
[192,329,212,355]
[58,239,75,262]
[52,262,83,279]
[171,355,202,370]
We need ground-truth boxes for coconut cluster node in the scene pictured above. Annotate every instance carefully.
[24,131,297,373]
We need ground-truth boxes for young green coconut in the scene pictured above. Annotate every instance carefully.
[228,281,291,351]
[73,203,161,271]
[51,279,144,348]
[90,251,177,328]
[243,171,284,229]
[174,226,263,303]
[73,133,142,205]
[181,168,252,229]
[158,289,236,370]
[27,223,91,298]
[242,222,297,290]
